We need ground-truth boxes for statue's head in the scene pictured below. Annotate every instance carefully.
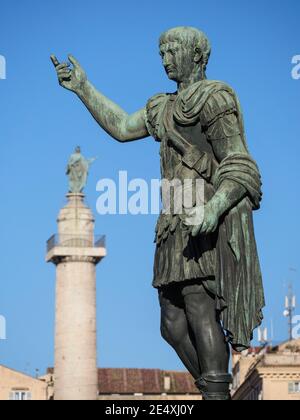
[159,27,211,83]
[75,146,81,154]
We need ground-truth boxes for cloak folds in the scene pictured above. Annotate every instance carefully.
[214,154,264,351]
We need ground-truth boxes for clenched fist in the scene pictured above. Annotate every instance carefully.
[50,54,87,94]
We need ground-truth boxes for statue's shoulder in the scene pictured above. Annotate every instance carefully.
[145,93,170,140]
[183,79,237,98]
[146,92,168,107]
[174,80,239,126]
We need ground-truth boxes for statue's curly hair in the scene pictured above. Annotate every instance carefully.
[159,27,211,75]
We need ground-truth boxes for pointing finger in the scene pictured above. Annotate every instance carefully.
[68,54,80,67]
[50,55,60,68]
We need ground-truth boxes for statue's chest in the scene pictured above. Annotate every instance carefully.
[158,97,213,179]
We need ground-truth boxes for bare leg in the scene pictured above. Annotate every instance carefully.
[159,286,201,380]
[182,282,230,375]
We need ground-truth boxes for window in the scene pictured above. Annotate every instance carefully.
[9,391,32,401]
[164,376,171,392]
[289,382,300,394]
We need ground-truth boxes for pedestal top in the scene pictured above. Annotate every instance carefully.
[46,245,106,265]
[46,234,106,265]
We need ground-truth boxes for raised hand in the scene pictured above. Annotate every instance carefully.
[50,54,87,93]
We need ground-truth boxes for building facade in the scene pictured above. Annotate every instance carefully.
[0,365,49,401]
[1,365,200,401]
[232,339,300,400]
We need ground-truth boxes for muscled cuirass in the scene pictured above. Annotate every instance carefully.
[159,94,216,181]
[151,93,218,238]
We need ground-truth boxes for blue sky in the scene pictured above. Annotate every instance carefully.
[0,0,300,376]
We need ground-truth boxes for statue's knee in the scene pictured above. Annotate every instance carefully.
[161,318,185,347]
[160,319,172,344]
[160,326,168,343]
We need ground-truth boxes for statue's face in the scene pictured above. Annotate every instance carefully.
[160,42,195,83]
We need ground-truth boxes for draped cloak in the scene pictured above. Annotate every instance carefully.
[145,80,265,351]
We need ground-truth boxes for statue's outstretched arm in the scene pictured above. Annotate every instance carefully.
[78,81,148,143]
[51,55,149,143]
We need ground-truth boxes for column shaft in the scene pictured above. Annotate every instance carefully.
[54,260,97,400]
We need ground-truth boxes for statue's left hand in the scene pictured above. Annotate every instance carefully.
[184,202,220,237]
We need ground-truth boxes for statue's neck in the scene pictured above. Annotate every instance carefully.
[177,67,205,93]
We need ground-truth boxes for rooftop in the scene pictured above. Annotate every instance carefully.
[47,368,198,395]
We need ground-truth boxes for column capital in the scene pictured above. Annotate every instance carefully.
[46,244,106,266]
[51,255,103,265]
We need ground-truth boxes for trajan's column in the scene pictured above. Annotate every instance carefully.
[46,148,106,401]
